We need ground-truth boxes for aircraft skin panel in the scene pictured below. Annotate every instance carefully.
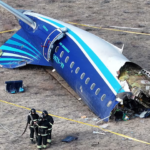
[0,27,51,68]
[26,12,129,77]
[25,12,124,95]
[50,31,117,121]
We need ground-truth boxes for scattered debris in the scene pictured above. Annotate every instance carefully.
[93,118,98,121]
[112,62,150,121]
[52,69,56,72]
[114,109,129,121]
[61,136,78,143]
[5,80,24,94]
[81,115,87,119]
[93,131,105,135]
[139,109,150,118]
[99,124,109,129]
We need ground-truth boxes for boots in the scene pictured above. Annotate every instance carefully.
[30,139,36,144]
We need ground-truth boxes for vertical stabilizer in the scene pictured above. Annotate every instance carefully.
[0,0,36,29]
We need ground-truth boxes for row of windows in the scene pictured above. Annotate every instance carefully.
[56,48,112,107]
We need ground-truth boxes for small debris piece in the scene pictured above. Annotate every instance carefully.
[61,136,78,143]
[81,115,87,119]
[52,69,56,72]
[114,109,129,121]
[139,109,150,118]
[139,111,147,118]
[93,131,105,135]
[5,80,24,94]
[99,124,109,129]
[93,118,98,121]
[78,98,81,100]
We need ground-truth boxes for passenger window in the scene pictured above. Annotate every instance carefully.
[107,101,112,107]
[65,56,69,63]
[60,51,64,58]
[90,83,95,90]
[85,78,90,84]
[75,67,80,74]
[101,94,106,101]
[55,46,59,53]
[95,88,100,95]
[70,62,75,68]
[80,73,85,79]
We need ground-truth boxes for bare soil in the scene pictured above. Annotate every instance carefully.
[1,0,150,150]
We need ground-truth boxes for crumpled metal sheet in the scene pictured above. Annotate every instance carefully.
[118,62,150,108]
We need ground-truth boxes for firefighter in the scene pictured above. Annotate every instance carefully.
[36,116,51,149]
[42,110,54,145]
[27,108,39,144]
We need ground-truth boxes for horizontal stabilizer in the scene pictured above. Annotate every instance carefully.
[0,29,51,69]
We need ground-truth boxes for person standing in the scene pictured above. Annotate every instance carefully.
[42,110,54,145]
[36,116,51,149]
[27,108,39,144]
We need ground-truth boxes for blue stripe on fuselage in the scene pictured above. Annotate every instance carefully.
[40,16,124,94]
[13,34,42,55]
[6,39,39,56]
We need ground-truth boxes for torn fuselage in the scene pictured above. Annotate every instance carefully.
[114,62,150,120]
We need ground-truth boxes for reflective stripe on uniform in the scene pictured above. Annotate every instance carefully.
[48,128,52,130]
[41,134,47,136]
[38,133,48,136]
[30,125,37,128]
[47,139,51,143]
[39,126,48,128]
[37,145,42,148]
[33,119,37,121]
[30,138,33,140]
[49,122,53,126]
[43,145,47,148]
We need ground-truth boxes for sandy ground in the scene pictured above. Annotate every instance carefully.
[1,0,150,150]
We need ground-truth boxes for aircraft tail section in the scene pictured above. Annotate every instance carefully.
[0,29,51,68]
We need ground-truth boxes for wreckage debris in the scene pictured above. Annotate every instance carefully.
[61,136,78,143]
[99,124,109,129]
[81,115,87,119]
[139,108,150,118]
[114,109,129,121]
[5,80,24,94]
[93,131,105,135]
[112,62,150,121]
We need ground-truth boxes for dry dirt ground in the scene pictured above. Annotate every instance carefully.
[1,0,150,150]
